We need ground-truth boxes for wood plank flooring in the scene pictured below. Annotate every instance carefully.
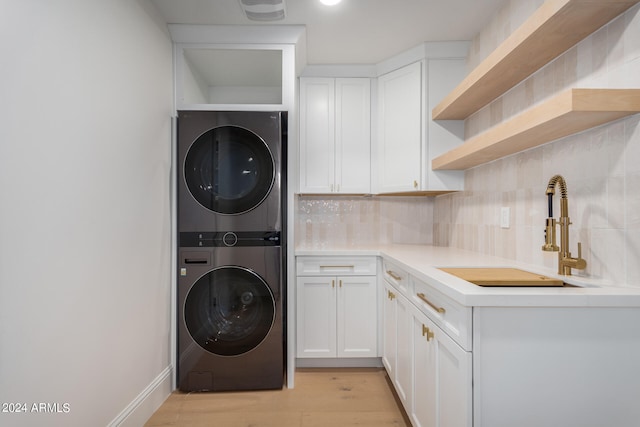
[144,368,410,427]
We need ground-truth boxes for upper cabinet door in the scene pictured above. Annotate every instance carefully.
[299,78,336,193]
[299,77,371,194]
[335,78,371,194]
[377,61,422,193]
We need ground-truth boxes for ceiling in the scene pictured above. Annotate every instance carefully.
[149,0,506,65]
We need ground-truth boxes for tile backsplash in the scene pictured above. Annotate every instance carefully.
[295,196,434,248]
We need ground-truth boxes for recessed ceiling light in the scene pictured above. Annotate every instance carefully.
[319,0,342,5]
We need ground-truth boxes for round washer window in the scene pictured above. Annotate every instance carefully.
[184,125,275,215]
[184,266,275,356]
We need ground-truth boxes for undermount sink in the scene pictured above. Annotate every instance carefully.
[439,267,570,287]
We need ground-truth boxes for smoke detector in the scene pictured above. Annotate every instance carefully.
[239,0,286,21]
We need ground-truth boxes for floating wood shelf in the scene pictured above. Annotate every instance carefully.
[432,89,640,170]
[432,0,640,120]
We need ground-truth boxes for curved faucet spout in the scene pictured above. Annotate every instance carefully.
[542,175,587,276]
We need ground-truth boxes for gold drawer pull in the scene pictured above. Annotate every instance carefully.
[320,265,355,269]
[416,293,446,314]
[386,270,402,281]
[387,290,396,300]
[422,324,434,341]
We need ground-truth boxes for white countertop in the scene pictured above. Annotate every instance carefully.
[296,244,640,307]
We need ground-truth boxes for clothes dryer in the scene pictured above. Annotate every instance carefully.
[177,242,284,392]
[177,111,286,234]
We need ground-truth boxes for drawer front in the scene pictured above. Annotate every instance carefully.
[296,256,377,276]
[411,276,472,351]
[382,259,410,294]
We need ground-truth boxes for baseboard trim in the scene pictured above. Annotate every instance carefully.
[295,357,383,369]
[107,365,173,427]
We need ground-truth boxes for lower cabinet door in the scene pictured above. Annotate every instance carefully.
[297,274,377,359]
[412,305,472,427]
[395,291,412,412]
[412,308,437,427]
[382,281,397,376]
[337,275,377,357]
[296,276,337,357]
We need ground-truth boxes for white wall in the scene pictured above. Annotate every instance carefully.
[0,1,173,426]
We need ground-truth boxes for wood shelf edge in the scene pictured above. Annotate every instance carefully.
[432,0,640,120]
[432,88,640,170]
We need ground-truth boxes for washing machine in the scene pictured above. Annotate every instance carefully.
[177,242,284,392]
[177,111,286,234]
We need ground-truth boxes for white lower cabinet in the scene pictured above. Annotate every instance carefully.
[382,260,471,427]
[472,307,640,427]
[382,280,397,375]
[411,304,471,427]
[300,254,640,427]
[296,256,377,359]
[382,280,412,409]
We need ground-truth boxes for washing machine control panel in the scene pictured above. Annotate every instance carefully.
[179,231,281,247]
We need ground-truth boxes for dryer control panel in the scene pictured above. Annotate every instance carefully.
[179,231,281,247]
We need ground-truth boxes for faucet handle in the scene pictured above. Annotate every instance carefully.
[574,242,587,270]
[577,242,582,258]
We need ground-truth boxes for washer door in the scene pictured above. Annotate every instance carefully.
[184,266,275,356]
[184,125,275,215]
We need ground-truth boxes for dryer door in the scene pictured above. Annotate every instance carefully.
[184,266,275,356]
[183,125,275,215]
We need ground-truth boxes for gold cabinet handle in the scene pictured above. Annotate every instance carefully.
[332,279,335,288]
[339,279,342,288]
[422,325,434,342]
[386,270,402,281]
[387,290,396,300]
[320,265,355,269]
[413,180,419,189]
[416,293,446,314]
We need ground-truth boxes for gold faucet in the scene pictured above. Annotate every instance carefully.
[542,175,587,275]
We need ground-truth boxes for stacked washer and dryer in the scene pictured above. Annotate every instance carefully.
[176,111,287,392]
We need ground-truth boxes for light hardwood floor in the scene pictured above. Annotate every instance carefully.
[144,368,410,427]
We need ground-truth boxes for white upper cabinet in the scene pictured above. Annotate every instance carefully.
[299,78,335,193]
[376,45,467,193]
[299,77,371,194]
[377,62,423,193]
[335,79,372,193]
